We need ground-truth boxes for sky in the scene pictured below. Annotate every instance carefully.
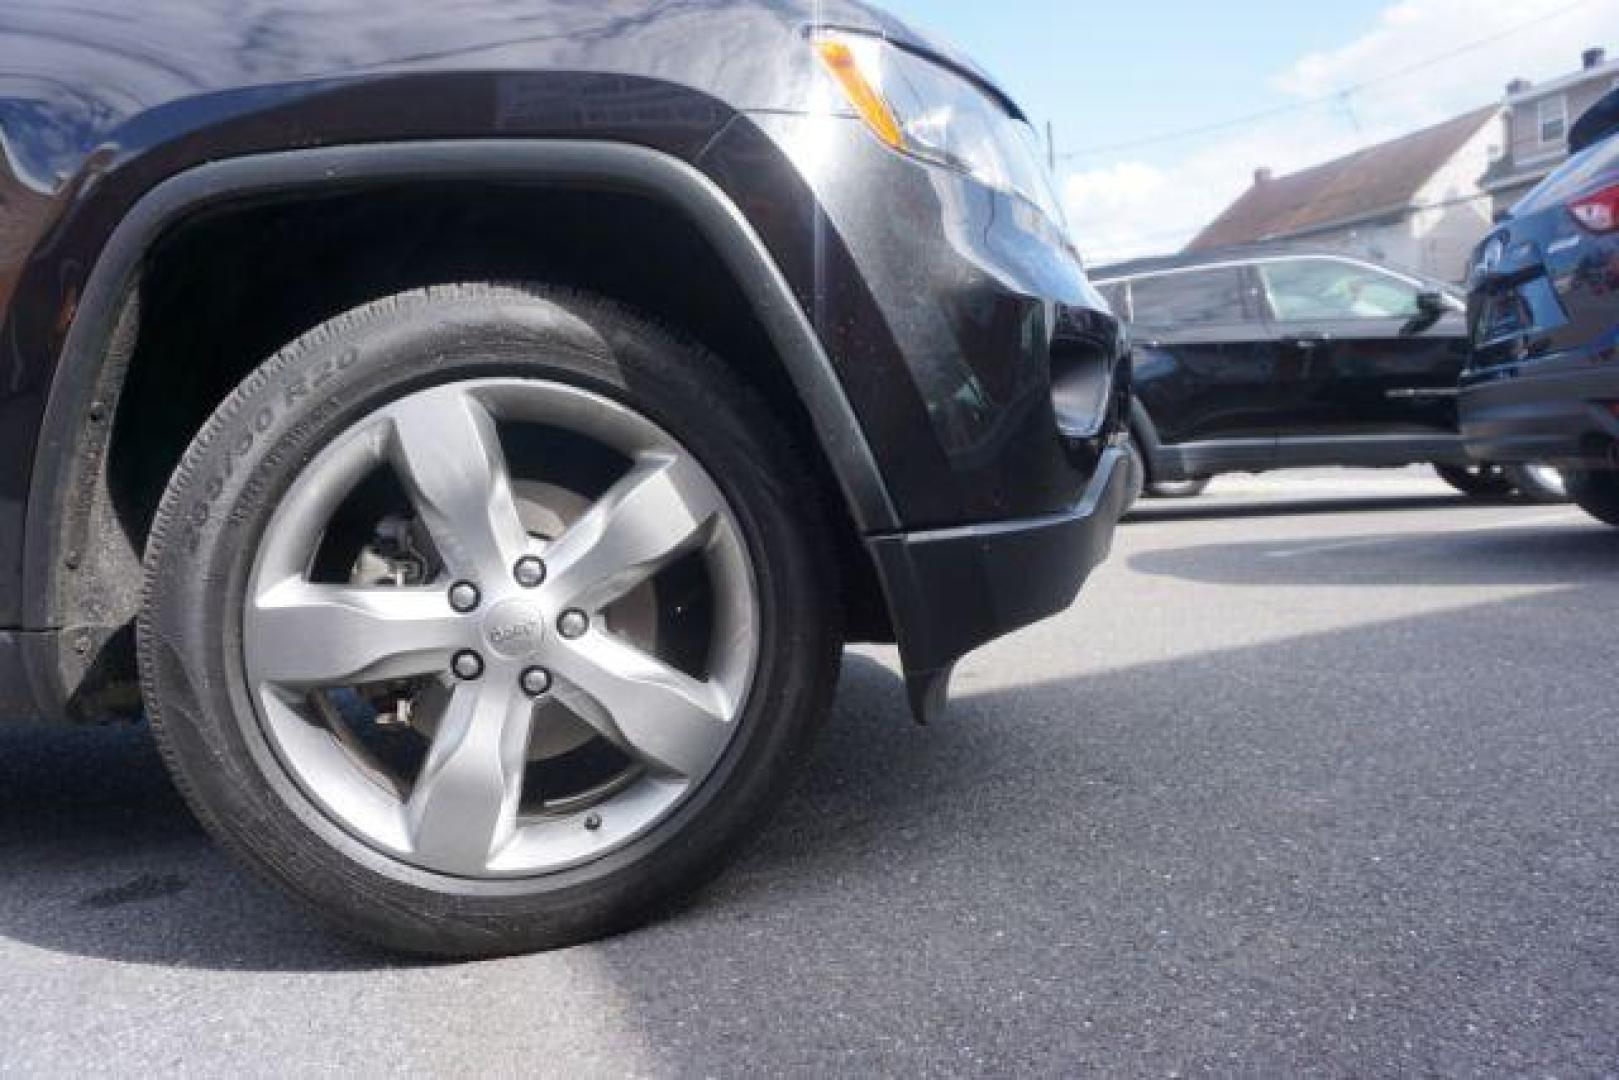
[875,0,1618,266]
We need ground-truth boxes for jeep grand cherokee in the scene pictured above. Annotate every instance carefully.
[0,0,1129,956]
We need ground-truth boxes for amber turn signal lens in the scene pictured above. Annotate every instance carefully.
[813,39,904,150]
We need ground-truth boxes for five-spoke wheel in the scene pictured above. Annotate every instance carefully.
[243,380,758,877]
[139,285,838,955]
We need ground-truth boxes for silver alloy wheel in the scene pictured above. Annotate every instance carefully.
[242,379,759,878]
[1146,479,1208,499]
[1519,463,1568,499]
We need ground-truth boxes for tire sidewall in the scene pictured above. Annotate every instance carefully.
[1566,468,1619,526]
[1124,434,1147,510]
[140,286,838,952]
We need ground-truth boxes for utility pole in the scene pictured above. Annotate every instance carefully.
[1046,120,1056,171]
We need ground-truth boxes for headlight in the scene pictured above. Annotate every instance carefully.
[812,30,1068,234]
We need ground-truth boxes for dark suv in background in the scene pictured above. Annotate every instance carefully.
[1462,88,1619,525]
[1097,249,1564,502]
[0,0,1129,956]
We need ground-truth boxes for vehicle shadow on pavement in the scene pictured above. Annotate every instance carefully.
[0,722,389,972]
[2,578,1616,1027]
[585,592,1618,1074]
[1128,517,1616,587]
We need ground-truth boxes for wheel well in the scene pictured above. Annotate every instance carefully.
[73,182,887,709]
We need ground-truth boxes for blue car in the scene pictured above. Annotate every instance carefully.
[1461,88,1619,523]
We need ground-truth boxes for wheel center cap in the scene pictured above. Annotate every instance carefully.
[482,598,547,659]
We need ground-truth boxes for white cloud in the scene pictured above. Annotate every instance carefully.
[1063,0,1617,266]
[1278,0,1614,105]
[1060,163,1173,267]
[1065,122,1373,267]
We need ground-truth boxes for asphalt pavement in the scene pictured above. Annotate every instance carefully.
[2,468,1616,1076]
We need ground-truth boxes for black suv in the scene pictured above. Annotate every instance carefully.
[1461,88,1619,525]
[1095,249,1561,501]
[0,0,1129,956]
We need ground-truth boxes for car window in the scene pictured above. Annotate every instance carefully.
[1127,268,1246,328]
[1258,260,1421,321]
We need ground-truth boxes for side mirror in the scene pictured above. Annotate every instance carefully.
[1402,290,1449,335]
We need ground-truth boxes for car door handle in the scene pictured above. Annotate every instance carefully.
[1385,387,1459,399]
[1281,333,1332,350]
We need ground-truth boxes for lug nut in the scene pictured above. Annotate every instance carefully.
[519,667,552,697]
[584,813,602,832]
[451,650,485,681]
[557,609,589,639]
[513,556,546,588]
[448,581,480,613]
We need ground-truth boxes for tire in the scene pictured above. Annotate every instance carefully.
[1503,463,1569,504]
[138,284,841,957]
[1146,477,1211,499]
[1434,463,1513,499]
[1566,469,1619,526]
[1123,434,1147,511]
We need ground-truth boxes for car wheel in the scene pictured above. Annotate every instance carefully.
[1503,463,1568,504]
[1123,435,1147,511]
[1146,477,1211,499]
[138,284,841,957]
[1433,463,1513,499]
[1565,469,1619,526]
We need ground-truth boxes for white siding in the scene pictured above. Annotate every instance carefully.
[1284,115,1502,283]
[1408,114,1504,281]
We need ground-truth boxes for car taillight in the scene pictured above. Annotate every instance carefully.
[1569,184,1619,232]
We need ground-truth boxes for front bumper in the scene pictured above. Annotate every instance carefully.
[704,113,1130,721]
[865,445,1129,723]
[1460,358,1619,467]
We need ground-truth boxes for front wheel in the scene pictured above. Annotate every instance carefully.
[1565,469,1619,526]
[138,284,841,957]
[1123,435,1147,511]
[1147,477,1211,499]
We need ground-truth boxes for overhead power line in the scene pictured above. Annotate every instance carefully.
[1057,0,1606,161]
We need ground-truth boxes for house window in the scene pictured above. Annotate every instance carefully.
[1539,95,1568,145]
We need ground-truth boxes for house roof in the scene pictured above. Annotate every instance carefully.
[1185,106,1500,252]
[1506,55,1619,106]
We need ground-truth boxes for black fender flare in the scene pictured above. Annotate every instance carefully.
[24,138,901,628]
[19,139,901,720]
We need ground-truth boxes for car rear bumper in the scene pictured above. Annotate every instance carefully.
[865,445,1129,723]
[1460,357,1619,466]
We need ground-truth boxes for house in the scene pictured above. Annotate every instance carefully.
[1482,47,1619,218]
[1185,107,1503,283]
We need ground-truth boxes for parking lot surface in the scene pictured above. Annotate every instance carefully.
[2,469,1615,1076]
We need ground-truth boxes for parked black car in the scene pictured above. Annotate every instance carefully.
[1095,249,1563,501]
[0,0,1130,956]
[1461,88,1619,525]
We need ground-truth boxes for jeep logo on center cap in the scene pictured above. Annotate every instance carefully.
[483,599,547,658]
